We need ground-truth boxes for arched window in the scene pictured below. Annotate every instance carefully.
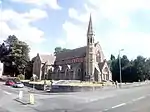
[90,38,92,43]
[88,38,89,43]
[47,68,53,80]
[77,69,81,76]
[65,68,69,80]
[96,51,101,62]
[104,67,109,80]
[76,68,81,80]
[56,69,60,80]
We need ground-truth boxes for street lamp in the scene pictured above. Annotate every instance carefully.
[119,49,124,87]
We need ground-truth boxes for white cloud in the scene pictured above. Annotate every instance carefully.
[1,9,47,42]
[29,48,51,59]
[22,9,48,22]
[69,8,90,23]
[11,0,61,9]
[57,21,87,49]
[59,0,150,59]
[0,8,48,58]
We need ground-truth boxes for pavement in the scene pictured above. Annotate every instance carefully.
[0,81,150,112]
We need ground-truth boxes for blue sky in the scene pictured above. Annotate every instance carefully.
[0,0,150,60]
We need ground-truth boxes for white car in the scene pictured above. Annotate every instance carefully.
[13,82,24,88]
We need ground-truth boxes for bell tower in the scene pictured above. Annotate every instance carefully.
[86,14,95,81]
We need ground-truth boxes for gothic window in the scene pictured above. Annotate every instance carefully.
[96,51,101,62]
[76,68,81,80]
[65,68,69,80]
[57,69,60,80]
[90,38,92,43]
[77,68,81,77]
[106,74,109,80]
[103,74,106,80]
[104,67,108,73]
[104,67,109,80]
[48,69,52,80]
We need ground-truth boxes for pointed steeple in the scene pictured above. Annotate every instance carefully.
[87,14,94,35]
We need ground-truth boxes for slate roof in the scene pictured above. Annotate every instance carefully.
[98,59,107,70]
[55,46,87,61]
[39,54,56,65]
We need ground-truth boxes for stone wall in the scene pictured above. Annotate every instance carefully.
[23,82,44,90]
[22,81,105,92]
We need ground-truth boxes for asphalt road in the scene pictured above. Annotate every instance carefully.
[0,82,150,112]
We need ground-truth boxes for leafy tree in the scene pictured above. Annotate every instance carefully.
[54,47,62,55]
[133,56,146,81]
[0,43,11,62]
[145,58,150,80]
[25,60,34,79]
[109,54,150,82]
[3,35,30,76]
[54,47,70,55]
[110,54,115,61]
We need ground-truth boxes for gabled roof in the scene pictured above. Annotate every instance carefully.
[55,46,86,61]
[98,59,107,70]
[39,54,56,65]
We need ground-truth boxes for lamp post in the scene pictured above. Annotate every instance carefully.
[119,49,124,88]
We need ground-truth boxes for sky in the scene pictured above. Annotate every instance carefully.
[0,0,150,60]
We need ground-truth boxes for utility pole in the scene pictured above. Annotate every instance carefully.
[119,49,124,88]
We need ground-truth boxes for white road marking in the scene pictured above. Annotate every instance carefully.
[111,103,126,109]
[85,95,115,103]
[132,96,145,102]
[3,91,12,95]
[103,95,149,111]
[103,108,109,111]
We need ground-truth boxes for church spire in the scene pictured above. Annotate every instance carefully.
[87,14,94,36]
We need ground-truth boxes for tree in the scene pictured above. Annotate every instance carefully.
[110,54,115,61]
[145,58,150,80]
[109,53,150,82]
[133,56,146,81]
[3,35,30,76]
[54,47,70,55]
[0,43,11,61]
[24,60,33,79]
[54,47,62,55]
[110,55,137,82]
[120,55,135,82]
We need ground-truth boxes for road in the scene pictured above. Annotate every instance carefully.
[0,82,150,112]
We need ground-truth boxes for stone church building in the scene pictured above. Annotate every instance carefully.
[32,16,112,82]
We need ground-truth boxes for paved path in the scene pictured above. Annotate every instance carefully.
[1,81,150,112]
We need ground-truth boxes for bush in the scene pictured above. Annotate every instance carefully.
[17,74,25,80]
[30,75,38,81]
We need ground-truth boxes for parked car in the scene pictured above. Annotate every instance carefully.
[5,80,15,86]
[13,82,24,88]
